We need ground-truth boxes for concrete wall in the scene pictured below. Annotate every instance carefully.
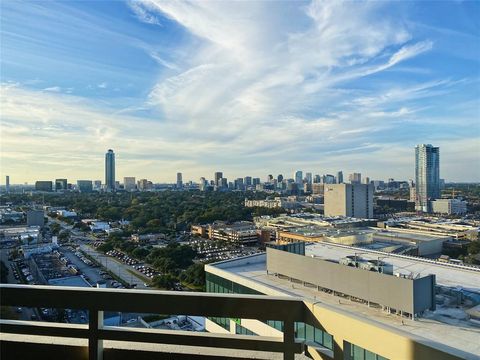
[266,248,435,315]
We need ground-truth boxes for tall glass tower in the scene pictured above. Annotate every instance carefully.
[105,149,115,191]
[415,144,440,212]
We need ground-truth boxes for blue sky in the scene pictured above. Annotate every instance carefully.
[1,0,479,183]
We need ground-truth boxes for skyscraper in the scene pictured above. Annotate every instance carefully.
[336,171,343,184]
[415,144,440,212]
[105,149,115,191]
[214,172,223,186]
[176,172,183,189]
[294,170,303,185]
[5,176,10,193]
[348,172,361,184]
[55,179,67,191]
[305,172,313,184]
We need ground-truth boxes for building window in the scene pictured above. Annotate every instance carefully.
[349,342,388,360]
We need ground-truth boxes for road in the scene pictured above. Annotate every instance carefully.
[48,216,150,289]
[78,244,149,289]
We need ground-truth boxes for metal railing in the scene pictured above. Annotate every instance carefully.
[0,284,305,360]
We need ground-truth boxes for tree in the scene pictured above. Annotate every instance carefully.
[58,230,71,242]
[152,274,176,290]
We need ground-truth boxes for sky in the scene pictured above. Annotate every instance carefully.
[0,0,479,184]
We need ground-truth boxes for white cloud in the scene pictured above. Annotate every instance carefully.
[43,86,62,92]
[97,82,108,89]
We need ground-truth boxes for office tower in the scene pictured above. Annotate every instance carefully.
[305,172,312,184]
[123,177,135,191]
[348,172,361,184]
[324,174,335,184]
[77,180,93,193]
[214,172,223,186]
[336,171,343,184]
[324,183,373,218]
[220,178,228,188]
[244,176,252,187]
[105,149,115,191]
[199,177,207,191]
[313,174,321,183]
[277,174,283,183]
[235,177,244,190]
[55,179,67,191]
[5,176,10,193]
[93,180,102,190]
[176,172,183,189]
[252,178,261,186]
[415,144,440,212]
[294,170,303,185]
[364,177,370,185]
[267,174,274,182]
[35,181,53,192]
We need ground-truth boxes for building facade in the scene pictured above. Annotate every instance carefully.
[123,177,136,191]
[35,181,53,192]
[431,199,467,215]
[415,144,440,212]
[77,180,93,193]
[324,183,373,218]
[105,149,115,191]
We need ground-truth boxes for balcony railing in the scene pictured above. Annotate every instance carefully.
[0,284,305,360]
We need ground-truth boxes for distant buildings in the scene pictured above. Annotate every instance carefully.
[176,172,183,189]
[324,183,373,218]
[336,171,343,184]
[294,170,303,185]
[77,180,93,193]
[55,178,67,191]
[415,144,440,212]
[105,149,116,191]
[6,175,10,193]
[123,177,136,192]
[348,172,362,184]
[93,180,102,191]
[35,181,53,192]
[431,199,467,215]
[214,172,223,187]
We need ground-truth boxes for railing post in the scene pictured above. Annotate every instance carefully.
[283,318,295,360]
[89,309,104,360]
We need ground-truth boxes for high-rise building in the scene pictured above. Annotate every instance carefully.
[5,176,10,193]
[277,174,283,183]
[214,172,223,186]
[324,183,373,218]
[199,177,207,191]
[176,172,183,189]
[305,172,312,184]
[348,172,361,184]
[336,171,343,184]
[313,174,321,183]
[35,181,53,192]
[93,180,102,190]
[364,177,370,185]
[415,144,440,212]
[294,170,303,185]
[252,178,261,186]
[55,179,67,191]
[244,176,252,187]
[105,149,115,191]
[77,180,93,193]
[324,174,335,184]
[124,177,136,192]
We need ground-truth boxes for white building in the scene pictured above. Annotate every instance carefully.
[431,199,467,215]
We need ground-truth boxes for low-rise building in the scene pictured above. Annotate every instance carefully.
[208,221,258,245]
[431,198,467,215]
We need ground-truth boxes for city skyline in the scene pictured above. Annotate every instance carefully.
[1,1,479,183]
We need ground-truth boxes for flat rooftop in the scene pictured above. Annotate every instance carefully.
[208,248,480,359]
[305,242,480,293]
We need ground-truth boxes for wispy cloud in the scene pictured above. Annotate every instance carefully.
[43,86,62,92]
